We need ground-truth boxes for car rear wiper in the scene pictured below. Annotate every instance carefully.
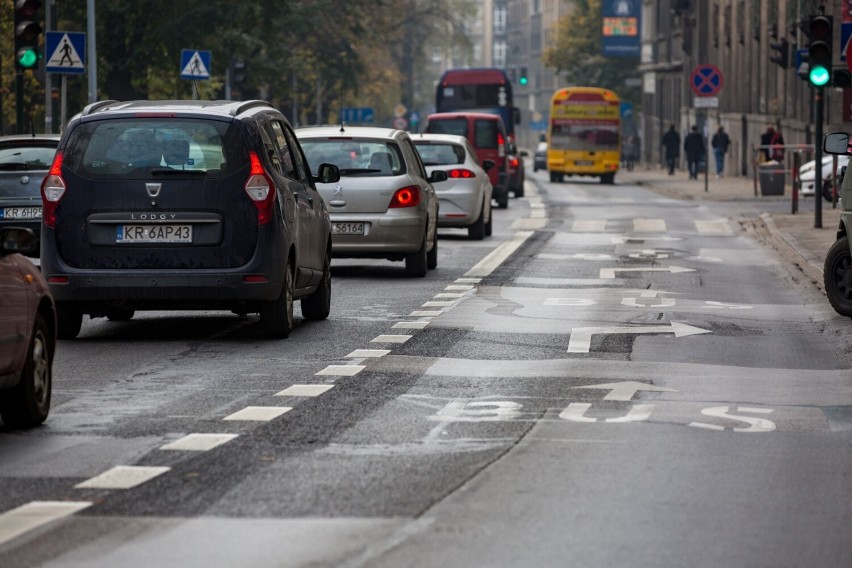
[338,168,383,176]
[0,162,45,171]
[149,168,207,176]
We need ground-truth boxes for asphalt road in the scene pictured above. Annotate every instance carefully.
[2,168,851,568]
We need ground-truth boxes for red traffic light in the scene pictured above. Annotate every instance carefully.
[809,15,831,40]
[14,0,42,18]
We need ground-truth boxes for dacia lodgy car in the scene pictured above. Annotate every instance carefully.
[40,100,339,339]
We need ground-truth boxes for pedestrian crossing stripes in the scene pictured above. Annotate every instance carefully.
[568,218,734,235]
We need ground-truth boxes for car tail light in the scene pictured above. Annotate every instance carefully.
[509,157,519,168]
[41,151,66,228]
[498,133,506,158]
[245,151,276,226]
[447,169,475,179]
[389,185,420,208]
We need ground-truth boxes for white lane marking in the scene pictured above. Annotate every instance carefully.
[544,298,597,306]
[275,384,334,397]
[558,403,655,423]
[529,201,546,208]
[621,297,676,308]
[572,219,607,232]
[511,218,547,230]
[431,400,524,422]
[686,255,723,263]
[75,466,170,489]
[316,365,366,376]
[530,211,547,219]
[371,335,412,344]
[633,218,666,232]
[705,301,753,310]
[346,349,392,358]
[393,321,430,330]
[573,381,677,401]
[422,301,456,308]
[409,310,443,317]
[0,501,92,547]
[465,230,534,278]
[628,249,669,260]
[558,403,596,423]
[434,292,466,299]
[695,219,734,235]
[567,322,712,353]
[445,285,474,291]
[612,236,682,243]
[538,253,615,261]
[454,278,481,284]
[606,405,656,423]
[600,266,695,279]
[160,433,238,452]
[223,406,292,421]
[689,406,776,433]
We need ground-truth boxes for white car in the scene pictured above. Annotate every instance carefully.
[297,126,443,277]
[799,155,849,196]
[413,133,494,240]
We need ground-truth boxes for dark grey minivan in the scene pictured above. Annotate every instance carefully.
[40,100,338,339]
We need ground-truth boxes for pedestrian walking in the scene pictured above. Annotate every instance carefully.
[759,124,785,162]
[662,124,680,175]
[711,125,730,178]
[684,125,705,180]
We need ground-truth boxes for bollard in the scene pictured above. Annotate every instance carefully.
[791,152,800,214]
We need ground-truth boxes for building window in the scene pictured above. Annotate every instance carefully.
[531,0,541,14]
[494,41,507,68]
[494,6,507,34]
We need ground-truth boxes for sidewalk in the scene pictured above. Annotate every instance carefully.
[617,165,842,287]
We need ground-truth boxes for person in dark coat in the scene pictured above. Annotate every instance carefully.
[759,124,785,162]
[683,125,705,180]
[711,125,731,178]
[661,124,680,175]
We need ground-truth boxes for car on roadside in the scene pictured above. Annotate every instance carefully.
[40,99,338,339]
[413,133,493,240]
[821,132,852,318]
[0,134,60,257]
[799,154,849,199]
[507,145,527,197]
[0,227,56,428]
[297,125,444,277]
[533,141,547,172]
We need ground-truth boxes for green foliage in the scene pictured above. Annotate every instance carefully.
[542,0,641,107]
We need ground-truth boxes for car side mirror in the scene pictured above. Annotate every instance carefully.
[824,132,850,155]
[429,170,448,183]
[314,163,340,184]
[0,227,36,257]
[482,159,496,172]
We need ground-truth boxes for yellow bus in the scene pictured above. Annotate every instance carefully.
[547,87,621,184]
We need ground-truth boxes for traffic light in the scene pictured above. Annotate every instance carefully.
[769,38,789,69]
[14,0,43,71]
[519,67,528,86]
[807,14,833,86]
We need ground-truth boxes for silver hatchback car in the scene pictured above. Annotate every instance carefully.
[297,126,445,277]
[414,133,494,240]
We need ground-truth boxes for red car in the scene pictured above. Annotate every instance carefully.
[0,227,56,428]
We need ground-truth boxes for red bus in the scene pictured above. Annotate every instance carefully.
[435,68,520,139]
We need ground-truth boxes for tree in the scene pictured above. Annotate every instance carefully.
[542,0,641,106]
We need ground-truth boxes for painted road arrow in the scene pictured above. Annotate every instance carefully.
[572,381,677,401]
[600,266,695,279]
[567,321,711,353]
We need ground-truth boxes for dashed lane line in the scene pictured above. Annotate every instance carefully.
[223,406,293,422]
[371,335,413,344]
[346,349,392,358]
[0,501,92,547]
[316,365,366,376]
[160,433,239,452]
[275,384,335,397]
[75,466,171,490]
[465,230,535,278]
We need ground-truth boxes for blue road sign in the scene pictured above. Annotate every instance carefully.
[341,107,375,123]
[842,22,852,62]
[690,64,723,96]
[180,49,211,80]
[45,32,86,74]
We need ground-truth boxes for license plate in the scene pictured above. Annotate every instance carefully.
[116,224,192,243]
[575,160,594,166]
[332,222,365,235]
[0,206,42,220]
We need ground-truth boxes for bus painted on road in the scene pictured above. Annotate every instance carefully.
[435,68,520,139]
[547,87,620,184]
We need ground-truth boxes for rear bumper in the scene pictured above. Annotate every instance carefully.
[437,193,481,227]
[329,212,427,255]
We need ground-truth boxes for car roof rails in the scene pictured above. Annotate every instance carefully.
[80,100,120,116]
[230,100,274,117]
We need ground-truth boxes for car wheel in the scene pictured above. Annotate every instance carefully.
[823,180,835,203]
[57,304,83,340]
[497,192,509,209]
[301,250,331,321]
[260,261,294,338]
[427,228,438,270]
[824,237,852,317]
[405,234,428,277]
[484,203,493,237]
[601,173,615,185]
[106,308,135,321]
[549,172,559,183]
[514,181,525,198]
[0,314,52,428]
[468,206,486,240]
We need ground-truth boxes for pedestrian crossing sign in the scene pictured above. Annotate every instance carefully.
[180,49,211,80]
[45,32,86,74]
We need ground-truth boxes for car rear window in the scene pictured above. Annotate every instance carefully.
[0,145,56,170]
[300,138,405,177]
[413,142,465,166]
[425,119,467,137]
[62,118,244,179]
[473,120,498,149]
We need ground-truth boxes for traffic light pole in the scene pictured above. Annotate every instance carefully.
[814,85,823,229]
[15,73,25,135]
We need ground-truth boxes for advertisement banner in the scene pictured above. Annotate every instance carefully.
[602,0,641,57]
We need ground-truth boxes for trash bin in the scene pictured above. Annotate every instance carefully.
[758,162,785,195]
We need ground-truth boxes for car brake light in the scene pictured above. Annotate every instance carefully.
[245,151,276,226]
[41,150,66,228]
[497,133,506,158]
[509,157,519,168]
[389,185,420,208]
[448,169,475,179]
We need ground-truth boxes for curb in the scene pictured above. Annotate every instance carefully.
[755,213,824,286]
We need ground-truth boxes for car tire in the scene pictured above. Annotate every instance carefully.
[823,180,835,203]
[549,172,559,183]
[514,181,525,198]
[427,228,438,270]
[106,308,135,321]
[497,191,509,209]
[824,237,852,317]
[301,251,331,321]
[0,313,52,428]
[260,262,294,338]
[601,173,615,185]
[57,304,83,340]
[405,234,428,277]
[468,207,486,240]
[484,205,493,237]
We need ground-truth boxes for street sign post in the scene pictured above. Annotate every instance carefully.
[691,64,724,193]
[45,32,86,74]
[180,49,211,80]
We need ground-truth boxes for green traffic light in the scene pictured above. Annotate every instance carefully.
[519,77,528,85]
[809,65,830,86]
[16,48,38,69]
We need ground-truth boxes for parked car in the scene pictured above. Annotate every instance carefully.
[799,154,849,199]
[0,134,60,257]
[507,145,527,197]
[821,132,852,317]
[40,99,337,339]
[424,112,510,209]
[0,227,56,428]
[297,125,443,277]
[533,141,547,172]
[413,133,493,240]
